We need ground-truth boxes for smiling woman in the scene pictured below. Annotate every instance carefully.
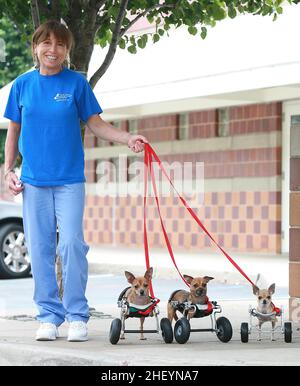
[3,19,147,343]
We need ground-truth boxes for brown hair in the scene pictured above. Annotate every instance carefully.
[31,20,74,68]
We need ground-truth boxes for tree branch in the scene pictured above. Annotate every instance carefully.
[90,0,107,11]
[48,0,61,20]
[85,0,106,32]
[89,0,129,88]
[94,0,111,32]
[37,0,51,18]
[30,0,40,29]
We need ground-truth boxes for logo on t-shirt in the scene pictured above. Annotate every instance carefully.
[54,93,72,102]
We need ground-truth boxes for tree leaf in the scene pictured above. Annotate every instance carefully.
[228,6,237,19]
[137,37,146,48]
[128,45,137,54]
[153,33,160,43]
[188,26,198,35]
[119,38,126,49]
[200,26,207,39]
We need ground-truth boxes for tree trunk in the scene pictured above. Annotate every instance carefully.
[66,4,99,76]
[30,0,40,30]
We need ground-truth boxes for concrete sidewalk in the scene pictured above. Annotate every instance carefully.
[87,245,289,287]
[0,300,299,366]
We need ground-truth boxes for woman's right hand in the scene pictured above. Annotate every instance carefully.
[5,171,24,196]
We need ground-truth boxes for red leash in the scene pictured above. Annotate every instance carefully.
[143,143,255,287]
[143,147,155,297]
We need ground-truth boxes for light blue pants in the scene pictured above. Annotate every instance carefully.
[22,183,89,326]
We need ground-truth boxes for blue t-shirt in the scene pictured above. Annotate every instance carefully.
[4,67,102,186]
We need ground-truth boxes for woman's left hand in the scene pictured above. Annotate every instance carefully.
[127,134,148,153]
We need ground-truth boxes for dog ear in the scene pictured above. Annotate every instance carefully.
[252,284,260,295]
[144,267,153,281]
[203,276,214,283]
[125,271,135,284]
[183,275,194,284]
[268,283,275,294]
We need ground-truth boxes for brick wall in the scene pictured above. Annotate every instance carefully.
[84,191,281,253]
[84,102,282,253]
[188,110,218,138]
[137,115,179,142]
[229,103,281,135]
[159,148,281,179]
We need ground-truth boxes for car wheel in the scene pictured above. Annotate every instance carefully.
[0,223,31,279]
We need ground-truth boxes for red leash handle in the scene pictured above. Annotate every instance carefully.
[144,143,255,287]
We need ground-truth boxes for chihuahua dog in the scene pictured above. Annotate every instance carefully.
[252,283,277,341]
[167,275,214,323]
[121,267,153,340]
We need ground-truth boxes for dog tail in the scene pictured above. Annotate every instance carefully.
[255,273,261,286]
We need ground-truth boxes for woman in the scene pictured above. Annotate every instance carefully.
[4,20,147,342]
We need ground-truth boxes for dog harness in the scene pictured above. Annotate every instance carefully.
[250,303,282,320]
[193,300,214,318]
[127,299,160,318]
[272,303,282,316]
[118,287,160,318]
[169,290,214,318]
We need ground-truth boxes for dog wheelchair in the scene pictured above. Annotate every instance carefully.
[240,305,292,343]
[109,287,173,344]
[170,296,233,344]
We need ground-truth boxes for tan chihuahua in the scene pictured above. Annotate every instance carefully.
[252,283,277,341]
[121,267,153,340]
[168,275,214,323]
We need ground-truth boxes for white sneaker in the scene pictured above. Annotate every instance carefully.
[67,321,88,342]
[36,323,59,341]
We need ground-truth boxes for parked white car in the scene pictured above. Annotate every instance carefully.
[0,200,31,279]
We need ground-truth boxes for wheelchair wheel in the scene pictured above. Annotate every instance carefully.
[160,318,173,343]
[216,317,233,343]
[284,322,292,343]
[174,317,190,344]
[109,318,122,345]
[241,322,249,343]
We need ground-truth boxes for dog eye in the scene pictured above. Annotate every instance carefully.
[193,284,198,288]
[134,285,139,289]
[258,296,262,300]
[267,296,271,300]
[143,284,148,288]
[203,284,206,288]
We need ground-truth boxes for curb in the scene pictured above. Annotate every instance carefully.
[0,341,121,366]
